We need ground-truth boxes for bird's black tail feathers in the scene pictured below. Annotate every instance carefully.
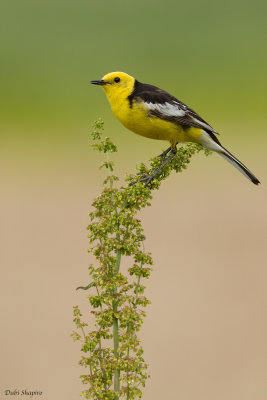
[219,146,260,185]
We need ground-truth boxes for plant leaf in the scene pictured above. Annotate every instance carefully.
[76,282,95,291]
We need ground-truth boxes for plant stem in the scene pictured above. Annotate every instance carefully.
[113,314,120,392]
[113,226,122,397]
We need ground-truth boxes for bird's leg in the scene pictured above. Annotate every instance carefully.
[157,146,172,158]
[130,147,177,186]
[136,146,173,176]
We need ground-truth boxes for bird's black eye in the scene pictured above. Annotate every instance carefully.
[114,77,120,83]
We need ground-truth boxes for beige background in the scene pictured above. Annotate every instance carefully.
[1,131,267,400]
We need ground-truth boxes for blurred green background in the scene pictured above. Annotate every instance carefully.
[1,0,267,151]
[1,2,267,400]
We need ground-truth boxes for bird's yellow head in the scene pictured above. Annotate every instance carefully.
[91,72,135,104]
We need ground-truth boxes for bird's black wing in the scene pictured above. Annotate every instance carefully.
[128,80,218,135]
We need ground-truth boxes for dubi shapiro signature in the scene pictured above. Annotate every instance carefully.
[4,389,43,397]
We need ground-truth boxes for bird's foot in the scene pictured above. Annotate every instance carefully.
[129,173,156,187]
[130,147,177,187]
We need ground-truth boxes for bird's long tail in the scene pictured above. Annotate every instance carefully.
[201,131,260,185]
[218,146,260,185]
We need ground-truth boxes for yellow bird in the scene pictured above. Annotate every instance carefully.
[91,71,259,185]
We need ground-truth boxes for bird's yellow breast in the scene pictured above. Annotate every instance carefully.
[110,98,202,147]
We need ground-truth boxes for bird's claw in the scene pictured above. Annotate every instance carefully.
[129,174,155,187]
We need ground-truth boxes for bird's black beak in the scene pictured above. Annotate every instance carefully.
[90,80,110,85]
